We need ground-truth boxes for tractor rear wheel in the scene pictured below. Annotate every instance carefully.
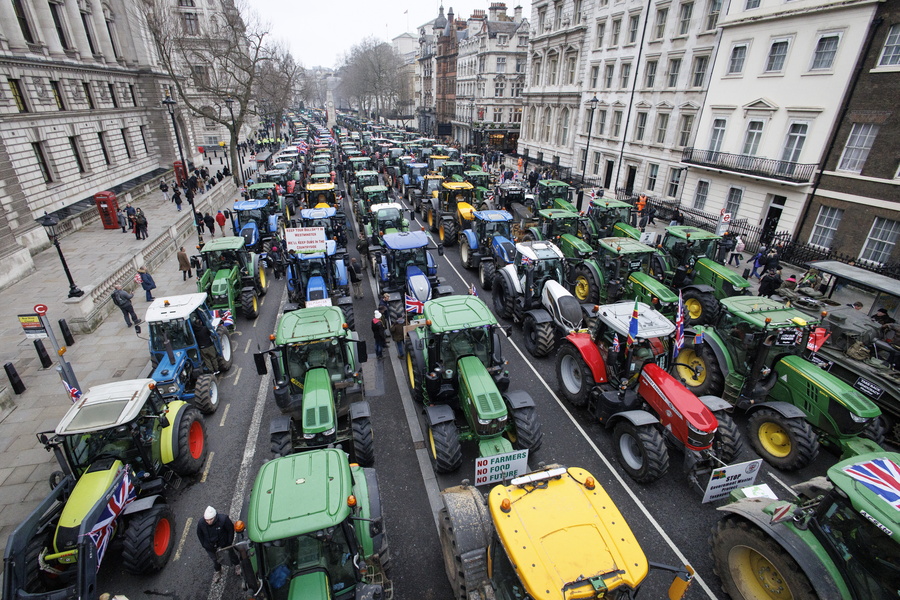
[612,421,669,483]
[572,264,600,304]
[122,505,175,574]
[440,219,459,247]
[748,409,818,471]
[427,208,437,232]
[683,289,718,326]
[711,517,816,600]
[254,261,268,297]
[556,343,594,407]
[169,407,207,475]
[438,502,490,600]
[341,304,356,331]
[479,260,495,290]
[215,327,233,372]
[712,411,744,463]
[492,275,515,320]
[672,340,724,396]
[460,239,474,269]
[862,417,886,446]
[193,374,219,415]
[241,289,259,319]
[428,421,462,473]
[352,415,375,466]
[508,405,543,452]
[523,314,555,358]
[270,431,292,456]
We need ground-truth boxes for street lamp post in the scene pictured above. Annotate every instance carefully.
[39,213,83,298]
[224,95,237,184]
[162,92,203,244]
[579,95,600,212]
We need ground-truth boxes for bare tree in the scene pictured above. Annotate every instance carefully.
[337,37,404,122]
[255,44,306,134]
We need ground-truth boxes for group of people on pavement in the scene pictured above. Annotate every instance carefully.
[116,204,148,240]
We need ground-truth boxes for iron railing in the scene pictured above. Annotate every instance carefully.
[681,147,817,184]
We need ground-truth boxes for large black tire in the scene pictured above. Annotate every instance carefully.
[748,409,818,471]
[612,421,669,483]
[169,407,207,476]
[460,238,475,269]
[711,518,817,600]
[352,415,375,466]
[572,264,600,304]
[508,405,543,452]
[121,505,175,574]
[522,314,555,358]
[555,343,594,407]
[479,260,495,290]
[438,506,488,600]
[683,289,718,326]
[427,207,437,232]
[713,411,744,463]
[23,534,49,593]
[492,274,515,320]
[862,417,886,446]
[254,261,269,297]
[193,374,219,415]
[672,340,724,396]
[270,431,292,456]
[428,421,463,473]
[215,326,233,372]
[241,289,259,319]
[341,304,356,331]
[406,347,423,402]
[440,219,458,247]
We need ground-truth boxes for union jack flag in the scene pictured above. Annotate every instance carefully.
[521,254,534,266]
[63,380,82,403]
[626,300,639,349]
[468,284,478,297]
[213,309,234,328]
[85,467,137,568]
[589,189,597,200]
[405,294,424,313]
[674,291,685,359]
[612,334,620,353]
[843,458,900,511]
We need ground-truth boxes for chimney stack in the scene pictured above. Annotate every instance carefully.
[488,2,507,21]
[513,5,523,23]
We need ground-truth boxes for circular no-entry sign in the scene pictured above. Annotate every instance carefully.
[34,304,48,315]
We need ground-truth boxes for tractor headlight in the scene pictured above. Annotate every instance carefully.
[166,385,178,395]
[324,427,336,436]
[304,432,316,440]
[850,413,868,424]
[686,421,714,450]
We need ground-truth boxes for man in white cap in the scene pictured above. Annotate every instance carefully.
[371,311,386,359]
[196,506,236,582]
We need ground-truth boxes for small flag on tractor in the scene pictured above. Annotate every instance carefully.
[405,294,424,313]
[468,284,478,297]
[626,300,639,349]
[63,380,82,403]
[86,467,137,569]
[674,291,685,359]
[213,309,234,328]
[612,334,620,353]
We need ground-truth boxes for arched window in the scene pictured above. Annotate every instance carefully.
[527,107,537,139]
[542,107,553,142]
[531,57,542,86]
[558,107,570,146]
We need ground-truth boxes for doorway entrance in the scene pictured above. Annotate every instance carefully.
[760,195,786,246]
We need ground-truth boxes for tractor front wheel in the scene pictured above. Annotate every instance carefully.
[406,348,423,402]
[254,261,268,297]
[523,314,555,358]
[352,415,375,466]
[712,411,744,464]
[428,421,462,473]
[460,239,474,269]
[427,208,437,232]
[572,264,600,304]
[711,517,817,600]
[492,274,515,320]
[440,219,459,247]
[672,340,724,396]
[341,304,356,331]
[683,289,718,326]
[193,374,219,415]
[215,327,233,372]
[508,405,543,452]
[555,343,594,407]
[122,505,175,574]
[479,260,495,290]
[270,431,292,456]
[169,407,207,475]
[241,289,259,319]
[612,421,669,483]
[862,417,887,446]
[748,409,818,471]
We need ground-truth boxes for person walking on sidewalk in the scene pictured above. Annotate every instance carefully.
[390,312,406,358]
[204,213,216,238]
[196,506,236,584]
[136,209,149,240]
[111,285,140,327]
[173,187,183,212]
[729,236,745,266]
[177,247,192,280]
[371,311,387,359]
[160,180,170,203]
[117,209,128,233]
[137,267,156,301]
[195,210,206,235]
[215,211,226,235]
[349,258,363,298]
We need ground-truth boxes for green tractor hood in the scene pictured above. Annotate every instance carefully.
[55,459,123,556]
[286,571,329,600]
[458,356,508,422]
[694,257,751,290]
[301,369,336,436]
[558,233,594,257]
[774,355,881,419]
[629,272,679,306]
[210,268,237,296]
[613,221,641,240]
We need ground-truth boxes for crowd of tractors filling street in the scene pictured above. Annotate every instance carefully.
[4,110,900,600]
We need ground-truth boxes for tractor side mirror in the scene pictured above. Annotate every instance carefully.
[357,340,368,362]
[253,352,268,375]
[437,244,444,256]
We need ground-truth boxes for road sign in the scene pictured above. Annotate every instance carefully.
[18,314,47,339]
[702,459,763,503]
[474,449,529,486]
[33,304,48,315]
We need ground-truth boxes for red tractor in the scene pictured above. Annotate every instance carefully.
[555,301,743,483]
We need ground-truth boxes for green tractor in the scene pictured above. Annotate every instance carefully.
[253,306,374,464]
[440,160,466,181]
[674,295,884,470]
[349,169,380,199]
[464,169,494,205]
[227,449,391,599]
[711,451,900,600]
[195,236,267,320]
[580,197,640,242]
[405,295,543,472]
[354,184,392,229]
[3,379,207,598]
[527,179,574,214]
[363,201,410,247]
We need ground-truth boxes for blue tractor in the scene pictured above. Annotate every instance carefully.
[295,206,349,249]
[285,239,355,329]
[144,293,233,414]
[400,161,428,201]
[460,210,517,291]
[371,231,453,318]
[231,198,285,254]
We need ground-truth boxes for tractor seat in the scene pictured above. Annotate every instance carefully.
[557,295,583,329]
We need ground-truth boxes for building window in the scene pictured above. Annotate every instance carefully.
[667,168,682,197]
[667,58,681,87]
[493,108,503,123]
[106,16,120,60]
[693,180,709,209]
[745,0,760,8]
[679,3,693,35]
[129,84,137,106]
[516,58,524,73]
[691,55,709,86]
[741,120,764,155]
[182,12,199,35]
[878,24,900,66]
[32,142,53,182]
[531,60,542,85]
[81,12,97,54]
[837,123,879,173]
[724,186,743,215]
[678,114,694,146]
[50,80,65,110]
[860,217,900,265]
[590,65,600,88]
[82,82,94,109]
[538,7,547,31]
[655,113,670,143]
[548,55,559,85]
[494,82,505,97]
[68,136,86,173]
[810,34,839,70]
[512,107,522,123]
[705,0,721,30]
[566,54,577,84]
[574,0,583,23]
[558,108,570,145]
[596,22,606,48]
[49,1,72,49]
[497,57,507,73]
[709,118,726,151]
[604,64,615,88]
[97,133,111,165]
[519,35,527,46]
[554,2,562,29]
[12,0,35,44]
[645,59,658,87]
[592,151,602,175]
[139,125,149,154]
[780,122,808,163]
[629,14,640,43]
[612,110,623,137]
[498,34,508,45]
[809,206,843,249]
[596,110,607,135]
[8,78,28,113]
[620,63,631,88]
[121,129,132,159]
[728,44,747,74]
[177,0,195,5]
[765,40,789,72]
[635,112,648,141]
[511,81,523,97]
[611,19,621,46]
[654,7,668,39]
[647,163,659,190]
[108,83,118,108]
[543,108,552,142]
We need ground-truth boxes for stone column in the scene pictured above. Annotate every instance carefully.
[0,1,30,51]
[62,0,93,59]
[88,0,116,63]
[32,1,66,57]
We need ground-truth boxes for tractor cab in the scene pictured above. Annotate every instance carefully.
[348,156,372,174]
[422,295,500,377]
[384,233,432,282]
[360,185,391,208]
[308,173,332,185]
[291,242,345,304]
[366,202,408,240]
[593,301,676,383]
[585,198,635,240]
[496,182,529,211]
[353,170,381,194]
[297,207,347,248]
[374,231,448,311]
[440,161,466,181]
[595,237,677,311]
[428,155,450,173]
[515,241,565,304]
[464,170,492,194]
[232,199,274,248]
[422,174,444,198]
[402,162,429,188]
[537,179,574,211]
[438,181,477,220]
[533,209,584,242]
[461,153,483,170]
[305,182,339,208]
[473,210,513,241]
[658,226,751,298]
[248,182,282,208]
[310,160,332,175]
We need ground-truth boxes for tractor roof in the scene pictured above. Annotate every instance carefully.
[145,293,208,322]
[356,170,380,177]
[248,182,276,190]
[234,199,269,211]
[371,202,404,214]
[275,306,346,343]
[247,449,352,543]
[428,154,450,159]
[474,210,512,222]
[589,198,632,209]
[598,237,655,255]
[307,182,335,191]
[828,452,900,544]
[464,170,490,177]
[442,181,474,191]
[300,207,337,218]
[538,179,571,188]
[516,240,564,262]
[424,174,444,180]
[443,161,464,167]
[263,168,288,176]
[349,156,370,162]
[423,295,497,332]
[407,162,428,168]
[489,467,649,598]
[201,236,246,252]
[720,295,821,328]
[667,226,720,240]
[362,185,389,193]
[383,230,429,250]
[596,302,675,339]
[56,379,158,435]
[537,208,579,220]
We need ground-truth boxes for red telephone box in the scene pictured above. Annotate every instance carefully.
[174,160,187,185]
[94,191,119,230]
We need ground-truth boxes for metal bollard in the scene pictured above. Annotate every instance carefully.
[59,319,75,346]
[34,339,53,369]
[5,362,25,394]
[743,268,751,279]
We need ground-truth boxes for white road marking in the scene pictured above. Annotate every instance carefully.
[244,339,251,354]
[218,404,231,427]
[174,516,193,562]
[200,451,214,483]
[232,367,242,387]
[767,471,798,496]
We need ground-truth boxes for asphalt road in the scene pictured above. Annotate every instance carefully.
[100,172,843,600]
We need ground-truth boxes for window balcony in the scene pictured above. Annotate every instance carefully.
[681,147,817,184]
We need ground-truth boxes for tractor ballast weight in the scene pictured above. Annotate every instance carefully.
[195,236,268,320]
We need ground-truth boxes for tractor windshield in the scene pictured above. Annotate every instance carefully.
[366,190,390,205]
[204,250,240,272]
[237,209,263,226]
[606,252,652,279]
[481,220,510,238]
[816,496,900,598]
[358,175,379,190]
[301,218,331,230]
[311,191,336,206]
[249,189,275,201]
[259,526,356,600]
[440,328,491,366]
[467,174,491,188]
[375,208,402,230]
[391,247,427,279]
[149,318,196,352]
[689,238,718,259]
[312,163,331,175]
[590,205,631,229]
[284,339,345,389]
[424,179,443,195]
[530,258,565,286]
[410,165,428,179]
[550,217,579,237]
